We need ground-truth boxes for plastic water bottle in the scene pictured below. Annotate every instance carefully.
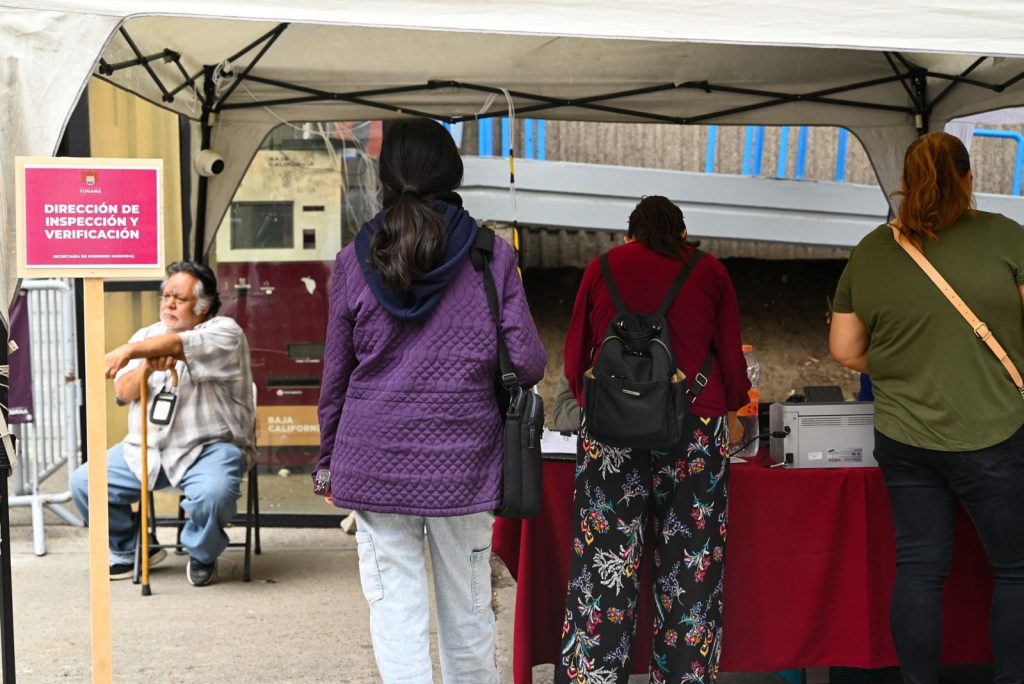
[735,344,760,458]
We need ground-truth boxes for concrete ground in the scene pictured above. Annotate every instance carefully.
[2,503,994,683]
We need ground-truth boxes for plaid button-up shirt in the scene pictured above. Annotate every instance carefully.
[116,316,255,488]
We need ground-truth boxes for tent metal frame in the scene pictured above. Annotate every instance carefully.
[94,22,1024,255]
[99,22,1024,127]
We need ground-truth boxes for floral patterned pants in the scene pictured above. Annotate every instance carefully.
[557,412,730,684]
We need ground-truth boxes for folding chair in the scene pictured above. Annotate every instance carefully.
[134,382,262,585]
[134,465,261,583]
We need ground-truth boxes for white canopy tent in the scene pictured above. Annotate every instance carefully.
[10,6,1024,675]
[5,1,1024,323]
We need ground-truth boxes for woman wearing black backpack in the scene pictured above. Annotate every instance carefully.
[558,195,750,683]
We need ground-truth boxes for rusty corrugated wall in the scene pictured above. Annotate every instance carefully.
[466,121,1024,265]
[466,120,1024,193]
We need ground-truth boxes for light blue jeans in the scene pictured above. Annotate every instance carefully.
[354,510,498,684]
[70,442,245,565]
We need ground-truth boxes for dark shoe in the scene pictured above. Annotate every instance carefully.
[110,562,134,580]
[110,546,166,581]
[186,557,217,587]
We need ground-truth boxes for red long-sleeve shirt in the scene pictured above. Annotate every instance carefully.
[564,241,751,417]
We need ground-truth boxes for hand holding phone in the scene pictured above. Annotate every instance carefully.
[313,468,331,497]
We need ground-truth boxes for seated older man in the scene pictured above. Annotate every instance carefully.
[71,261,254,587]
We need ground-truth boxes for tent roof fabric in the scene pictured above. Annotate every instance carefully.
[11,0,1024,57]
[7,2,1023,148]
[5,1,1024,320]
[52,2,1024,132]
[97,19,1024,129]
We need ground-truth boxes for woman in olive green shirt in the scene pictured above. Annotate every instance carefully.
[830,132,1024,684]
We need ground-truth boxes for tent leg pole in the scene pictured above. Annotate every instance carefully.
[194,65,215,264]
[0,319,15,683]
[0,465,14,684]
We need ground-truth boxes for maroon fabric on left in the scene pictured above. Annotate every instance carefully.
[8,291,33,424]
[493,458,994,683]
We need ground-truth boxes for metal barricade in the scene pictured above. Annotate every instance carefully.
[10,279,83,555]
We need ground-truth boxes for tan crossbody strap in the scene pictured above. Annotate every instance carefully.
[890,224,1024,397]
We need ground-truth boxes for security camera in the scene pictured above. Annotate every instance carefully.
[194,149,225,177]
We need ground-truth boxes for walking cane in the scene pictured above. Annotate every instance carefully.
[139,363,177,596]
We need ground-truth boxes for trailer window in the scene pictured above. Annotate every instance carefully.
[230,201,294,249]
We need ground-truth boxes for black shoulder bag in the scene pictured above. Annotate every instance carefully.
[470,228,545,519]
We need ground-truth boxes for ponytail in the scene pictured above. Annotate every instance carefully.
[893,132,973,248]
[370,192,446,291]
[370,118,464,291]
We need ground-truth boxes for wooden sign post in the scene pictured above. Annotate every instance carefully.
[15,157,165,683]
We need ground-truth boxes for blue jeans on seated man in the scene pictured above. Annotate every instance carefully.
[874,425,1024,684]
[70,441,246,566]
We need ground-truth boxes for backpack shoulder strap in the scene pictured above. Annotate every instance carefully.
[655,249,704,318]
[687,348,716,402]
[599,253,628,315]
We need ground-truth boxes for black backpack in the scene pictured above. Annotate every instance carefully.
[583,249,714,449]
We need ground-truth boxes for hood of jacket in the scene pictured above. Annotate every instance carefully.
[354,195,478,325]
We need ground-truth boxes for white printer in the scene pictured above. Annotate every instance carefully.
[768,401,877,468]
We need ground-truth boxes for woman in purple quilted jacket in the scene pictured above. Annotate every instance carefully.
[314,118,546,682]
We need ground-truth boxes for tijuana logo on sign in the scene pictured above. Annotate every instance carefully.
[82,171,97,186]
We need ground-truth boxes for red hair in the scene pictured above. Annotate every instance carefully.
[892,132,974,248]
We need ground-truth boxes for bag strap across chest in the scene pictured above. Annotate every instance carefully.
[890,223,1024,398]
[599,248,705,317]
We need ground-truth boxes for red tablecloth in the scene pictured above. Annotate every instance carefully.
[493,457,994,683]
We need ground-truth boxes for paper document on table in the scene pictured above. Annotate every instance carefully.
[541,428,577,458]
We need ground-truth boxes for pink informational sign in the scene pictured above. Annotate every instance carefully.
[16,157,164,279]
